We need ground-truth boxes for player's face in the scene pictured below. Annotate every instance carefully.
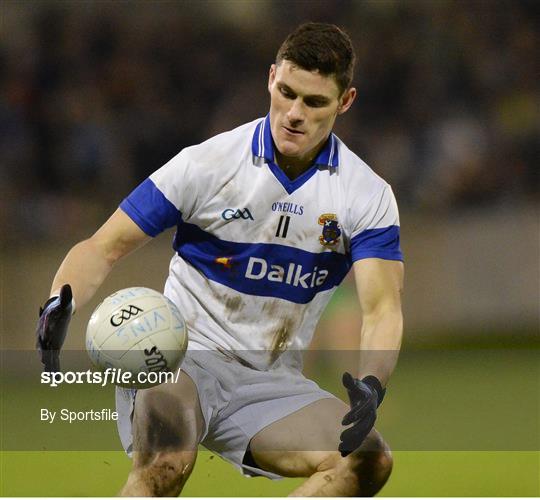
[268,60,356,167]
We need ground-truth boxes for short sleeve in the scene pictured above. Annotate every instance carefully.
[119,150,197,237]
[349,185,403,262]
[120,178,181,237]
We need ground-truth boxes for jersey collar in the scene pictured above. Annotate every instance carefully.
[251,115,340,168]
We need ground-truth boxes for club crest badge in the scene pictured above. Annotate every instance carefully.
[318,213,342,247]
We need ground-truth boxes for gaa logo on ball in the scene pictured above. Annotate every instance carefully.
[86,287,188,389]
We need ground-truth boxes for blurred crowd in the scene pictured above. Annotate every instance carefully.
[1,0,538,243]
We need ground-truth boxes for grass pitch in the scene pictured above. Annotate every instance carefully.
[1,450,538,496]
[1,347,538,496]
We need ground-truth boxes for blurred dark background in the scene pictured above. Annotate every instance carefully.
[1,0,538,347]
[3,0,538,235]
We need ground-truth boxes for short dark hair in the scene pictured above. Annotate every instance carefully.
[276,22,355,95]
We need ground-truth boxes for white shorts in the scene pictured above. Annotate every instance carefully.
[116,348,337,479]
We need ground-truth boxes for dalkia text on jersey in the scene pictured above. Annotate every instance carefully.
[245,257,328,288]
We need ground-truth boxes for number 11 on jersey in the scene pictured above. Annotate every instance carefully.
[275,215,290,238]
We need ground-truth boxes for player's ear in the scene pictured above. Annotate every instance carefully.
[337,87,357,115]
[268,64,277,92]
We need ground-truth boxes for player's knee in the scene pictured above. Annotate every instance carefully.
[345,448,393,496]
[364,448,393,481]
[150,451,196,496]
[377,448,393,477]
[128,450,197,496]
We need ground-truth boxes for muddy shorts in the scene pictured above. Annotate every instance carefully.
[116,347,336,479]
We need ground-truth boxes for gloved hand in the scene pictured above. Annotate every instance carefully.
[339,372,385,457]
[36,284,73,372]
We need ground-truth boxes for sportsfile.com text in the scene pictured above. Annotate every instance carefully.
[40,368,181,387]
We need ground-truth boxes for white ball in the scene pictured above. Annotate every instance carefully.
[85,287,188,389]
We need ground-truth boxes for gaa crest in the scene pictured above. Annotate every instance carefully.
[318,213,341,247]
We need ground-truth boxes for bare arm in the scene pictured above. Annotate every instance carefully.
[50,208,152,310]
[353,258,404,386]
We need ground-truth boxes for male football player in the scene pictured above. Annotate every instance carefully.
[36,23,403,496]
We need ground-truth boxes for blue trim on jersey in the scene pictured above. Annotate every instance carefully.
[251,116,339,194]
[252,115,275,162]
[120,178,181,237]
[173,222,351,304]
[266,160,321,195]
[350,225,403,262]
[252,115,339,167]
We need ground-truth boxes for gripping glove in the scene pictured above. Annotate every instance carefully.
[339,372,386,457]
[36,284,73,372]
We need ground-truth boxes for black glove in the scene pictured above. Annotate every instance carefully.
[339,372,385,457]
[36,284,73,372]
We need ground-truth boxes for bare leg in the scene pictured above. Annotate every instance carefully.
[119,371,205,496]
[120,450,197,496]
[288,435,392,496]
[249,398,392,497]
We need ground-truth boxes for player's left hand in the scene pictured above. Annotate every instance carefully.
[339,372,385,457]
[36,284,73,372]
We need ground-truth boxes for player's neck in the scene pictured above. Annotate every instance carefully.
[274,133,332,181]
[274,150,316,181]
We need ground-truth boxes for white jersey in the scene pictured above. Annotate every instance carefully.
[120,116,402,369]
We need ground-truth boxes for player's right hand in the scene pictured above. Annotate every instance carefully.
[36,284,73,372]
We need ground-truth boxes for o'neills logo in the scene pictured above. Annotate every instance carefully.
[245,257,328,289]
